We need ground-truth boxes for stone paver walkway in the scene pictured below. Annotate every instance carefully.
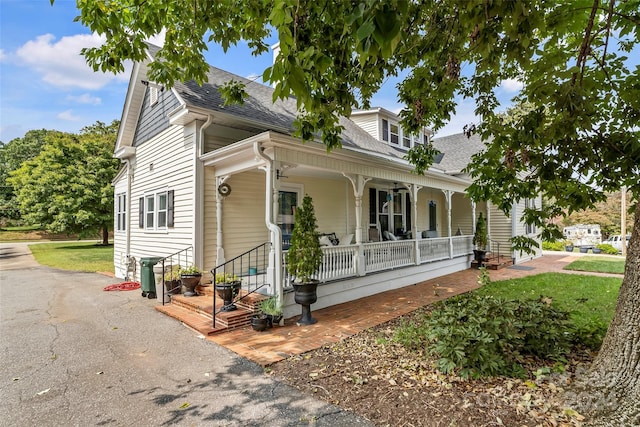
[207,253,624,366]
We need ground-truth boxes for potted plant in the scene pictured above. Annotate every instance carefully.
[164,265,182,295]
[564,240,575,252]
[260,296,283,327]
[179,265,202,297]
[214,272,241,312]
[250,313,269,331]
[286,194,323,325]
[472,212,488,267]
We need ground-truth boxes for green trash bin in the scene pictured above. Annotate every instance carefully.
[140,257,163,299]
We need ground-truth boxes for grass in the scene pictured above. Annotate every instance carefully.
[563,256,626,274]
[28,242,114,273]
[475,272,621,342]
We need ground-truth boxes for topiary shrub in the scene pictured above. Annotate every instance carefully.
[396,293,572,378]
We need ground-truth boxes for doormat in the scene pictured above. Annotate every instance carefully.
[508,265,535,271]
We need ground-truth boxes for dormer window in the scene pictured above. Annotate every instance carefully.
[390,123,399,144]
[382,119,389,142]
[403,133,411,148]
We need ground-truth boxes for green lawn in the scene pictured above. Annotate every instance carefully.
[474,272,621,341]
[28,242,114,273]
[563,256,626,274]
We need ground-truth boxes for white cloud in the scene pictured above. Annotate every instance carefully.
[145,29,166,47]
[0,49,6,62]
[15,33,131,90]
[57,110,80,121]
[66,93,102,106]
[500,78,524,92]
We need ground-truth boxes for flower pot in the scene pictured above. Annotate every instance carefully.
[579,247,589,253]
[180,274,201,297]
[592,248,602,254]
[473,249,487,267]
[215,281,241,311]
[164,279,182,295]
[266,314,283,328]
[251,315,269,332]
[293,281,319,325]
[565,245,574,252]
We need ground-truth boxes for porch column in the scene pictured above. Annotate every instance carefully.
[216,175,229,265]
[472,201,477,233]
[343,173,371,276]
[409,184,422,265]
[443,190,453,259]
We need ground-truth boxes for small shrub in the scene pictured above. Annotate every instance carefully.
[596,243,618,255]
[402,293,573,379]
[542,240,565,251]
[569,317,609,349]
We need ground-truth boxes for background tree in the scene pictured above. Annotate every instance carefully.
[67,1,639,424]
[0,129,56,222]
[563,191,634,238]
[8,120,120,244]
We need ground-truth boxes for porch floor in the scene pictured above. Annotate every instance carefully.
[158,253,607,366]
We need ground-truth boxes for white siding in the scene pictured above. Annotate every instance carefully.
[451,193,474,236]
[128,125,197,265]
[350,113,380,140]
[113,170,129,279]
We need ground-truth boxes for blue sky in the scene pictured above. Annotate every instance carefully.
[0,1,523,143]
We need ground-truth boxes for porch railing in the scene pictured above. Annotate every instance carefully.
[282,236,474,285]
[363,240,415,273]
[419,237,450,263]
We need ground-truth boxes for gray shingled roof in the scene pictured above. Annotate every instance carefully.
[431,133,487,173]
[171,64,411,159]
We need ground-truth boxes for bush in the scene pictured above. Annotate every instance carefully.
[395,294,572,378]
[596,243,619,255]
[542,240,565,251]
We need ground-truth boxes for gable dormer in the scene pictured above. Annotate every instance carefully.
[350,108,432,150]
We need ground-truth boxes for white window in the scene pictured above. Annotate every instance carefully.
[525,198,536,235]
[402,132,411,148]
[390,123,399,145]
[369,188,411,236]
[150,86,159,106]
[116,193,126,232]
[140,190,173,230]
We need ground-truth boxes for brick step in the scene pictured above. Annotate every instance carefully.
[471,255,513,270]
[157,289,269,334]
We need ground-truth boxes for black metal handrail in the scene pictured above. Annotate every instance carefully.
[210,242,270,328]
[159,246,194,306]
[488,238,501,262]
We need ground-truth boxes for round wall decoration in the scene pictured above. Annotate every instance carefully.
[218,183,232,197]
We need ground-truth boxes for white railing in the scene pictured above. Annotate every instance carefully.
[282,235,473,285]
[364,240,415,273]
[419,237,450,263]
[452,235,474,257]
[316,245,358,281]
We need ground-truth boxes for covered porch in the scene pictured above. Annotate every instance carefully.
[201,131,480,317]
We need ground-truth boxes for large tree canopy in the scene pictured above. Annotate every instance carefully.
[67,1,639,424]
[8,121,120,243]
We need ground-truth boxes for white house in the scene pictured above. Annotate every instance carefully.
[112,44,541,320]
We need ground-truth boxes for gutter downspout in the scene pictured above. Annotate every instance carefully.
[253,141,283,304]
[194,114,214,268]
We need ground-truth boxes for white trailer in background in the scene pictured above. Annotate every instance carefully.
[563,224,602,247]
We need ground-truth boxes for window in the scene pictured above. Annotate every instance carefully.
[402,133,411,148]
[381,119,389,142]
[369,188,410,235]
[150,86,159,106]
[428,200,437,231]
[390,123,399,144]
[116,193,126,232]
[277,184,303,237]
[139,190,174,230]
[524,198,536,234]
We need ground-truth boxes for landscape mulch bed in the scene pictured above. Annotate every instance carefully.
[269,308,593,427]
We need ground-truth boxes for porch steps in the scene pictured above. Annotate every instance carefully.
[471,253,514,270]
[155,288,267,335]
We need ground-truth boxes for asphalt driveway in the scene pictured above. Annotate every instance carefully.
[0,242,371,426]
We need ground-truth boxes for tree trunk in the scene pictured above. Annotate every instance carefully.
[102,225,109,245]
[567,207,640,426]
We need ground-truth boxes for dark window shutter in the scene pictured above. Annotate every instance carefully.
[167,190,174,227]
[139,197,144,228]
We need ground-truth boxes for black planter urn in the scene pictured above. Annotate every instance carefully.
[215,281,241,311]
[293,281,319,325]
[180,274,201,297]
[251,315,269,332]
[473,249,487,267]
